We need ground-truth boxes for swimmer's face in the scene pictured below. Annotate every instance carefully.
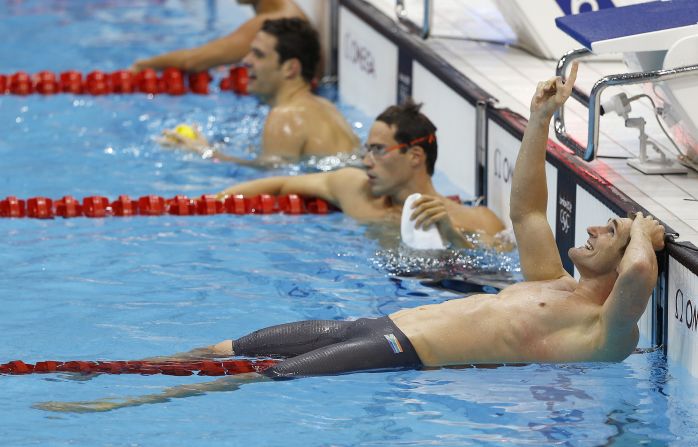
[569,217,632,277]
[242,31,285,99]
[362,121,417,197]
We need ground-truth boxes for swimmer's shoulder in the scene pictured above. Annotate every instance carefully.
[297,92,343,117]
[537,275,577,292]
[325,167,369,195]
[327,167,367,184]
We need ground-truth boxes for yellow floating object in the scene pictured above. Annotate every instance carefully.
[174,124,197,140]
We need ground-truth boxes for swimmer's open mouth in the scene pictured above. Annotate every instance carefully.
[583,240,593,251]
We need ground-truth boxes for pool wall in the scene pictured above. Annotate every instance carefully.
[335,0,698,377]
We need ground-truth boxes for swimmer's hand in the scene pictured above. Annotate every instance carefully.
[158,126,211,155]
[410,195,471,249]
[530,61,578,120]
[631,211,665,251]
[410,195,453,231]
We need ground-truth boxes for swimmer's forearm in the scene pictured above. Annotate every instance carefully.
[217,177,290,199]
[618,229,657,287]
[604,230,658,327]
[510,116,550,221]
[133,49,193,72]
[208,151,285,170]
[182,34,250,72]
[441,226,476,250]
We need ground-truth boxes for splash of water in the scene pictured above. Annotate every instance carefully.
[371,230,521,283]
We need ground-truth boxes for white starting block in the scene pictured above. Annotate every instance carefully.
[493,0,654,60]
[555,0,698,173]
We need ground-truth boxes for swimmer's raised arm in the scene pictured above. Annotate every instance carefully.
[602,213,664,335]
[132,14,268,73]
[510,62,578,281]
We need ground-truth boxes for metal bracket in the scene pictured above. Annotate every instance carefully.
[395,0,432,39]
[553,48,698,162]
[625,117,687,174]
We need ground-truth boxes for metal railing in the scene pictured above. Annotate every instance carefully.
[554,48,698,161]
[395,0,432,39]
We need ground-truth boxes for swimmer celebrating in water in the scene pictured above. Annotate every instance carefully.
[36,63,666,413]
[160,18,359,166]
[131,0,307,74]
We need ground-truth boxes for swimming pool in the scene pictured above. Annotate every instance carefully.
[1,1,696,445]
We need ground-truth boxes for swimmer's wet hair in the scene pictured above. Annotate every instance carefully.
[261,18,320,84]
[376,99,438,176]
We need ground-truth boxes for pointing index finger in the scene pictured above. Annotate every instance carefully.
[565,61,579,92]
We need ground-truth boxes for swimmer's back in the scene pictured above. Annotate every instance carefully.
[302,95,359,156]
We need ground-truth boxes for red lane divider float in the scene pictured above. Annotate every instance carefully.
[0,359,278,376]
[0,194,336,219]
[0,66,248,96]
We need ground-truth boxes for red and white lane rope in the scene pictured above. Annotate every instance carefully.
[0,193,335,219]
[0,66,247,96]
[0,358,278,376]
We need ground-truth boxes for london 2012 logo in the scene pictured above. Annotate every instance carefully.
[343,32,376,77]
[558,196,573,234]
[675,289,698,332]
[555,0,616,15]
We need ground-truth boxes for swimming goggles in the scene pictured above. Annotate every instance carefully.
[361,134,436,158]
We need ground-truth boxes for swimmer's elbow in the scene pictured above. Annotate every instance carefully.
[619,258,657,289]
[508,205,528,225]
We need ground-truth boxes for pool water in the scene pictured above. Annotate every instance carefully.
[1,1,696,445]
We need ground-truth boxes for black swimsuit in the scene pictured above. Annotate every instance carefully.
[233,317,423,379]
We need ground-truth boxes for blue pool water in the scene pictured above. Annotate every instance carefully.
[1,1,697,445]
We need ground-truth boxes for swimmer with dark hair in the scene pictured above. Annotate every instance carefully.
[36,63,665,413]
[159,17,359,165]
[131,0,307,74]
[215,99,506,248]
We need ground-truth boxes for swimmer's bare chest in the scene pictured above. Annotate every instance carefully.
[341,194,400,222]
[391,278,607,365]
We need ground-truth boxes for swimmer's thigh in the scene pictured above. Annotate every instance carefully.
[234,320,353,357]
[263,335,421,379]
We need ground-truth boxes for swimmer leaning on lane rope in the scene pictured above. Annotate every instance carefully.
[36,62,667,413]
[213,98,506,248]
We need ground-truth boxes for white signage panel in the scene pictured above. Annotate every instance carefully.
[338,7,398,118]
[412,63,477,196]
[486,121,557,229]
[668,257,698,377]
